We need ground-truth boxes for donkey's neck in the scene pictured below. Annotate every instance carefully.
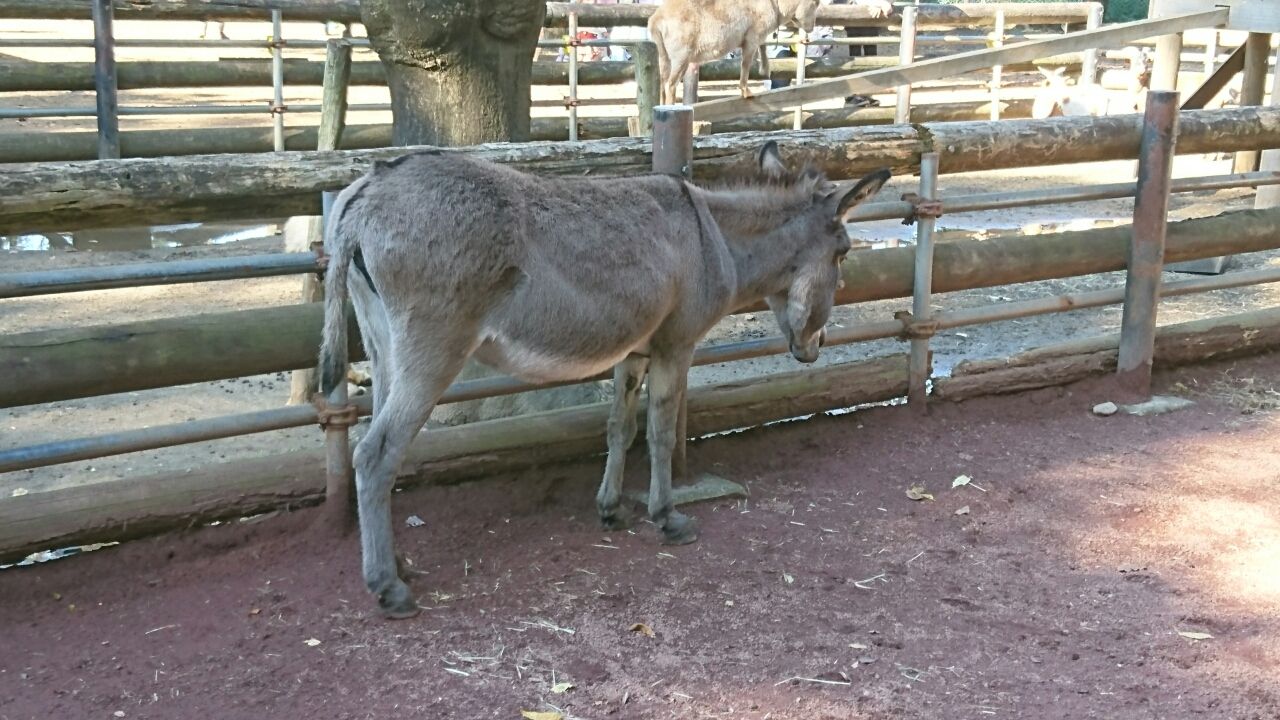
[698,186,813,307]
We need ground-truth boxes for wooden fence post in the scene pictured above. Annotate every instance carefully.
[895,6,917,125]
[990,9,1005,121]
[289,38,352,407]
[90,0,119,159]
[1233,32,1272,174]
[630,41,658,137]
[652,104,693,478]
[1117,90,1179,398]
[1080,2,1103,85]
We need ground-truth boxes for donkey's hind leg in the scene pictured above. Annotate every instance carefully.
[596,354,650,530]
[644,350,699,545]
[354,345,470,619]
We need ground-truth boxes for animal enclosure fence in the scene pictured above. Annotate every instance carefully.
[4,105,1280,561]
[0,0,1107,160]
[5,0,1280,561]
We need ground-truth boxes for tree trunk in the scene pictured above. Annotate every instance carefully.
[360,0,545,146]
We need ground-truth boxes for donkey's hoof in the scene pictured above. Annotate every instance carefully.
[599,506,634,531]
[377,580,420,620]
[660,512,700,545]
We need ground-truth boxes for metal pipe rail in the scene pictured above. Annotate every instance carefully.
[0,252,320,299]
[5,263,1277,476]
[850,171,1280,222]
[6,171,1276,301]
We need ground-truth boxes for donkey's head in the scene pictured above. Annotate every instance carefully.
[754,141,890,363]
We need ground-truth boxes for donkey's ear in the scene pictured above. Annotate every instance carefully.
[834,168,891,221]
[758,141,786,177]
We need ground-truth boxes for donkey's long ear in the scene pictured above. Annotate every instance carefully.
[834,168,891,222]
[758,141,787,178]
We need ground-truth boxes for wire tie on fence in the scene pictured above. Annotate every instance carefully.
[313,395,360,429]
[269,104,289,115]
[900,192,943,226]
[894,310,939,341]
[310,241,329,274]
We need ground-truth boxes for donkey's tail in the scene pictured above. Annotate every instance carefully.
[318,174,367,397]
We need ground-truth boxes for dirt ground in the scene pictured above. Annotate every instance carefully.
[2,354,1279,719]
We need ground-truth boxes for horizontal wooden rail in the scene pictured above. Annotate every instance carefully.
[0,54,1084,93]
[694,9,1229,121]
[0,100,1039,164]
[3,107,1278,235]
[0,1,1096,27]
[5,207,1280,409]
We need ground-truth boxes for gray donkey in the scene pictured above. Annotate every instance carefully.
[319,142,890,618]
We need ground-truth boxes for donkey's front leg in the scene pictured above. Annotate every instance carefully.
[645,351,699,545]
[596,354,649,530]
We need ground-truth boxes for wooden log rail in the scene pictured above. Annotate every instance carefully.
[0,100,1040,164]
[0,54,1085,93]
[1,107,1277,235]
[5,207,1280,410]
[6,301,1280,564]
[0,1,1097,27]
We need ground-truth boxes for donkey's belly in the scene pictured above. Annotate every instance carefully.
[473,332,643,384]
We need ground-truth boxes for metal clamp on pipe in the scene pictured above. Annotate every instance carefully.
[310,241,329,273]
[900,192,943,226]
[269,103,289,115]
[313,395,360,429]
[894,310,940,340]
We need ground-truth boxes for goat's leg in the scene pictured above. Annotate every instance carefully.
[596,354,650,530]
[645,350,699,545]
[739,46,755,99]
[354,350,468,619]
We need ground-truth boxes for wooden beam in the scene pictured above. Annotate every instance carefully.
[0,100,1040,164]
[693,10,1230,122]
[6,207,1280,409]
[0,54,1084,93]
[0,354,909,564]
[3,106,1279,235]
[0,0,1095,27]
[935,307,1280,401]
[1181,42,1247,110]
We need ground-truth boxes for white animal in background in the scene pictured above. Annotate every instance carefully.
[1031,66,1148,119]
[648,0,823,105]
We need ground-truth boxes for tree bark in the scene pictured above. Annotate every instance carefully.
[360,0,545,146]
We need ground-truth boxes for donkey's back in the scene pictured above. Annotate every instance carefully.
[328,152,734,385]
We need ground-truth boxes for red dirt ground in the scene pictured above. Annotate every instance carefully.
[2,354,1279,720]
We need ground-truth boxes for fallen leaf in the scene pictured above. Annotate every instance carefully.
[248,608,261,616]
[521,711,564,720]
[952,475,972,489]
[955,505,970,516]
[629,622,655,638]
[551,682,574,694]
[783,573,795,585]
[304,638,322,647]
[1177,630,1214,640]
[405,515,425,528]
[11,488,28,497]
[905,485,934,501]
[849,642,869,650]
